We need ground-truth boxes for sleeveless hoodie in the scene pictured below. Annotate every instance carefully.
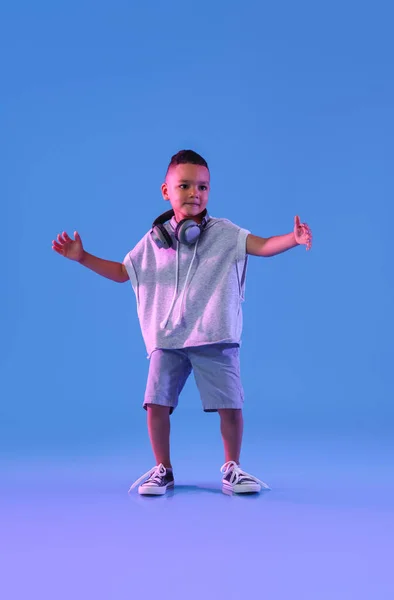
[123,215,250,359]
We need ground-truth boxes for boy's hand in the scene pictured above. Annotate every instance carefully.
[52,231,84,262]
[294,216,312,251]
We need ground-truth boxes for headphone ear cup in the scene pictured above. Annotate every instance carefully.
[151,224,173,249]
[175,219,201,245]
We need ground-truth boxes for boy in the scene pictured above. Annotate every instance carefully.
[52,150,312,496]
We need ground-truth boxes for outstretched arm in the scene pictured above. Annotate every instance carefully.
[52,231,129,283]
[246,216,312,257]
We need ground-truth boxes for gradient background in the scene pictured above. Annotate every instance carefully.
[2,1,393,598]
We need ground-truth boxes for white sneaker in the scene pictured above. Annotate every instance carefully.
[128,464,174,495]
[221,461,270,494]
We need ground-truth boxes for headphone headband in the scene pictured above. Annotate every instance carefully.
[152,209,176,228]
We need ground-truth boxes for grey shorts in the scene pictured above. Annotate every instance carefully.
[143,343,244,414]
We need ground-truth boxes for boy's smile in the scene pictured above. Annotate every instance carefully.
[161,163,210,224]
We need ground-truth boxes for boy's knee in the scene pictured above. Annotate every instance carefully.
[218,408,242,421]
[146,404,172,416]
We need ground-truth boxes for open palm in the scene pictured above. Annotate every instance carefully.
[294,216,312,251]
[52,231,84,261]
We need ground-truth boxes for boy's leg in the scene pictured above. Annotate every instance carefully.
[143,348,192,471]
[147,405,172,469]
[190,344,244,464]
[218,408,243,464]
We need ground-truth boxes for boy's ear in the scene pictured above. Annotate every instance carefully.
[161,182,170,200]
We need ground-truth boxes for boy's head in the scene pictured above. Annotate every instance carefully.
[161,150,210,224]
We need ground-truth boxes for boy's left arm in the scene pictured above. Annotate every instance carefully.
[246,215,312,257]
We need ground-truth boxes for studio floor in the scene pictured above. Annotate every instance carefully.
[2,433,393,600]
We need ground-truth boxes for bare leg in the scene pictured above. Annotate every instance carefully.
[146,405,172,469]
[218,408,244,464]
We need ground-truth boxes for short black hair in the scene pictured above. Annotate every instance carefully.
[166,149,209,177]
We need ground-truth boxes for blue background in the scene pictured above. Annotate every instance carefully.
[1,1,393,598]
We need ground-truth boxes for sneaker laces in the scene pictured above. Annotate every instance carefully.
[220,460,270,490]
[128,463,168,494]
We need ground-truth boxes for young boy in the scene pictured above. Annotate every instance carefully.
[52,150,312,496]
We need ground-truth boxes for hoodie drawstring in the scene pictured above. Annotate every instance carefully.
[175,238,199,325]
[159,238,199,330]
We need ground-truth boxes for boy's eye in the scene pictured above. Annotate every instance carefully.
[179,184,208,191]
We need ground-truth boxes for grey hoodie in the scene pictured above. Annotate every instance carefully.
[123,215,250,359]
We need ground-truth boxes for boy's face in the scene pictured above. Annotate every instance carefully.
[161,163,210,224]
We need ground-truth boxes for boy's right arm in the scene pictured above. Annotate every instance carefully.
[79,251,129,283]
[52,230,129,283]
